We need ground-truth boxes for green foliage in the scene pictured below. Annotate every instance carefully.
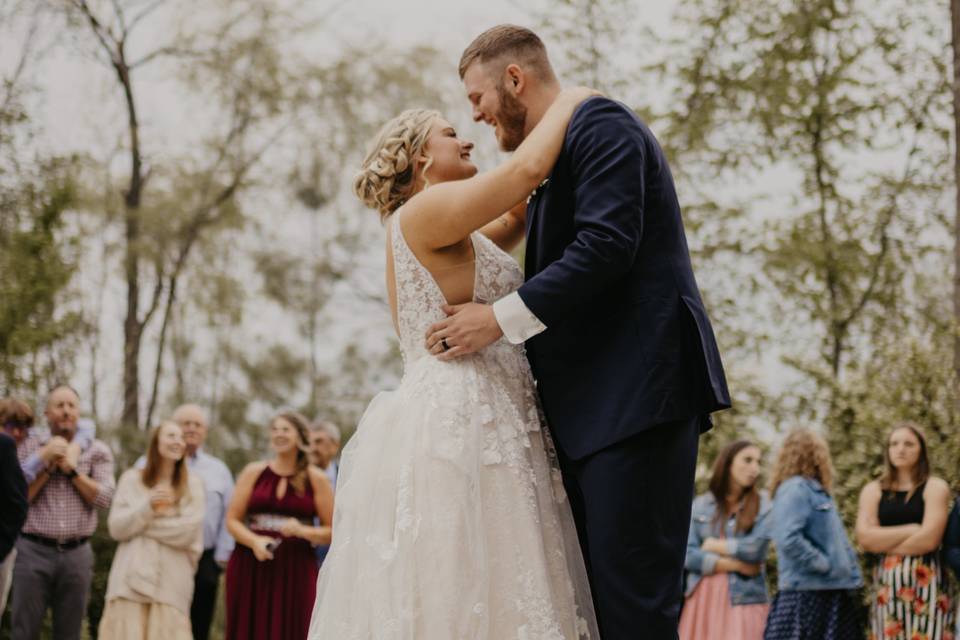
[0,157,85,393]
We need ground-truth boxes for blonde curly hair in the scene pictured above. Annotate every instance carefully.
[353,109,440,221]
[769,428,835,496]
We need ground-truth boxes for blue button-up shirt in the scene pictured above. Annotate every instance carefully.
[135,448,235,563]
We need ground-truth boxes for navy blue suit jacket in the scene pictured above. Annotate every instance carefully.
[0,432,27,561]
[519,97,731,460]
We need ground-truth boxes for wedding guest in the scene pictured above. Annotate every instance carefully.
[945,496,960,580]
[134,403,234,640]
[11,385,115,640]
[308,419,341,487]
[763,429,863,640]
[681,440,771,640]
[99,421,204,640]
[225,412,334,640]
[945,496,960,637]
[0,397,30,613]
[308,419,340,567]
[855,422,954,640]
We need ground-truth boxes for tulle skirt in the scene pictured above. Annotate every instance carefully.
[307,354,598,639]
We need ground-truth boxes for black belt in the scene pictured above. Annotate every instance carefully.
[22,533,89,551]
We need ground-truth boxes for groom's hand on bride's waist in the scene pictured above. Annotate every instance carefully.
[425,303,504,361]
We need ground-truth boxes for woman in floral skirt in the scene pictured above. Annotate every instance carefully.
[855,422,954,640]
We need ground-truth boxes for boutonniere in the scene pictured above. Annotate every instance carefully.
[527,178,549,203]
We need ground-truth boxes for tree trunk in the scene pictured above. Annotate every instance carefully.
[951,0,960,384]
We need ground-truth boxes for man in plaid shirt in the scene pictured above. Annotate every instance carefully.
[11,385,115,640]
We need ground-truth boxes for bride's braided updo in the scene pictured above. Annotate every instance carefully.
[353,109,440,221]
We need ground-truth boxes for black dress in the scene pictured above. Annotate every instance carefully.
[869,483,954,640]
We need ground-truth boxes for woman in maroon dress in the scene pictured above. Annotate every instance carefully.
[225,412,334,639]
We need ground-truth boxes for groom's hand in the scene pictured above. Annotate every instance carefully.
[425,303,503,361]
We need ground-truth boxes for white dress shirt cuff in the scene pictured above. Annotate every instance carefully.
[492,292,547,344]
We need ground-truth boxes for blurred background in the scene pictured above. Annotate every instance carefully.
[1,0,958,636]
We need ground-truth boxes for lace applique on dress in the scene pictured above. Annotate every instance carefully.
[307,212,597,640]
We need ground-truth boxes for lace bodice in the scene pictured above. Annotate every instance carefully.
[390,214,524,364]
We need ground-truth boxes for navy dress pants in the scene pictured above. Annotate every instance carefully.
[557,415,703,640]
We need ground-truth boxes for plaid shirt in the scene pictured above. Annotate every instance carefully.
[17,433,115,540]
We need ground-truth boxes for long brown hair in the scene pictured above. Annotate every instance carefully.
[879,422,930,497]
[770,429,834,497]
[709,440,762,534]
[141,421,189,504]
[272,411,311,495]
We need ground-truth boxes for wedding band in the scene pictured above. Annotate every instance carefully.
[441,338,450,351]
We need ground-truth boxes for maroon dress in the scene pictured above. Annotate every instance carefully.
[226,465,319,640]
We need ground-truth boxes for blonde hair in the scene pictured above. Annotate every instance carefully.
[769,428,835,496]
[353,109,440,221]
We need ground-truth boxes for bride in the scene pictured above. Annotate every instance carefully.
[307,86,599,640]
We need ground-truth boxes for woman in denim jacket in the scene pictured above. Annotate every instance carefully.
[763,429,863,640]
[680,440,772,640]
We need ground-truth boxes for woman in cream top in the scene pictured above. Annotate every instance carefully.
[99,421,204,640]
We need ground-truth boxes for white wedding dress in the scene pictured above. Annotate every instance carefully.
[307,214,598,640]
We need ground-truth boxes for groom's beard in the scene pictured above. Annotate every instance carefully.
[495,84,528,152]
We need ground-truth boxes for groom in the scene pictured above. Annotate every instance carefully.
[425,25,731,639]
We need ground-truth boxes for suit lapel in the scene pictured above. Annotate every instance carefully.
[524,186,546,280]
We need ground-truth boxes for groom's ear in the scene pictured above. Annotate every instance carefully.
[504,64,526,95]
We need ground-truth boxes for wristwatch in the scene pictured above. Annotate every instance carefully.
[64,468,78,479]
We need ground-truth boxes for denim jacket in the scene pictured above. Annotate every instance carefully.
[684,491,772,605]
[770,476,862,591]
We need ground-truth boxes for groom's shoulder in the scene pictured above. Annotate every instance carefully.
[570,96,640,130]
[567,96,645,148]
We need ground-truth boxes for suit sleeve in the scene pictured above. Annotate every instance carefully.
[0,436,27,560]
[517,98,644,327]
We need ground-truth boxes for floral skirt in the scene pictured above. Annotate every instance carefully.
[870,553,955,640]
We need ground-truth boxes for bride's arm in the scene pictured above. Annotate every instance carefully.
[402,87,597,250]
[478,200,527,252]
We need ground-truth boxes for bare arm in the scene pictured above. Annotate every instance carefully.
[888,478,951,556]
[478,200,527,252]
[283,468,334,545]
[855,481,922,553]
[402,87,598,250]
[27,469,51,502]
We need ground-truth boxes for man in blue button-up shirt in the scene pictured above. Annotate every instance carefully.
[136,404,234,640]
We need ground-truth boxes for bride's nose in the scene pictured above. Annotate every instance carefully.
[462,140,474,152]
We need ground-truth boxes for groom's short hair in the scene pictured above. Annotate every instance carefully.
[459,25,554,80]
